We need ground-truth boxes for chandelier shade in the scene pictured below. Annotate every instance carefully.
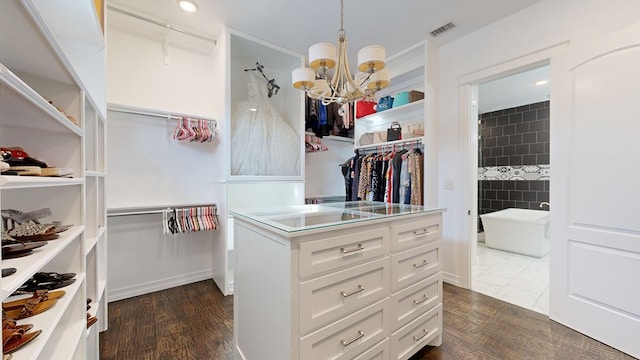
[291,0,389,105]
[357,45,386,73]
[309,43,337,71]
[292,67,316,90]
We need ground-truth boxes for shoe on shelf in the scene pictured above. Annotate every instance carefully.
[3,290,66,311]
[1,242,48,260]
[2,327,41,354]
[1,268,16,278]
[3,297,57,321]
[17,276,75,293]
[87,313,98,329]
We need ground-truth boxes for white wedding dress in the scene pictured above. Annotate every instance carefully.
[231,72,300,176]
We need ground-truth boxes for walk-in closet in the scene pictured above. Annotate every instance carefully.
[4,1,640,360]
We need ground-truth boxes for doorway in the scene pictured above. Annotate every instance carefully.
[471,64,551,314]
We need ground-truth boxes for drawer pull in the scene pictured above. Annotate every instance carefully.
[341,330,364,346]
[413,295,429,305]
[413,229,429,236]
[341,244,364,254]
[341,285,364,298]
[413,329,429,341]
[413,260,428,269]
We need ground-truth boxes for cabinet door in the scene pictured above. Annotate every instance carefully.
[390,242,441,293]
[390,273,441,331]
[390,216,441,252]
[300,299,389,360]
[299,226,389,278]
[299,258,390,334]
[391,304,442,360]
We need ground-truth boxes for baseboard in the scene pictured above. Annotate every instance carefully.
[107,269,213,302]
[442,271,461,287]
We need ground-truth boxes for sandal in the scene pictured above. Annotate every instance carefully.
[1,242,48,260]
[87,313,97,329]
[2,319,32,333]
[1,268,16,278]
[3,290,66,311]
[33,272,75,282]
[3,298,57,320]
[2,327,41,354]
[18,277,75,293]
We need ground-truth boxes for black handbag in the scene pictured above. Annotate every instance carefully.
[386,122,402,141]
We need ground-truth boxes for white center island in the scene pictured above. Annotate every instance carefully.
[232,201,445,360]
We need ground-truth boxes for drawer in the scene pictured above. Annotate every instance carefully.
[390,242,441,293]
[299,226,389,278]
[353,338,390,360]
[390,216,441,253]
[391,304,442,360]
[390,273,441,331]
[300,299,389,360]
[300,258,390,334]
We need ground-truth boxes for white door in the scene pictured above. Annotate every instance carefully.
[550,22,640,358]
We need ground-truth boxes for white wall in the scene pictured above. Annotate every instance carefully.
[436,0,640,286]
[305,137,354,199]
[107,19,221,118]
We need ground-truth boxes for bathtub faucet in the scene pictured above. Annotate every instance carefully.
[539,202,550,209]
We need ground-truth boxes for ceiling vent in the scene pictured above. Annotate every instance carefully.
[430,22,456,37]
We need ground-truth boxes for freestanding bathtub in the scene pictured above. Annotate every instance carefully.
[480,208,550,257]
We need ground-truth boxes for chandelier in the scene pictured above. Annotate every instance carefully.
[291,0,390,105]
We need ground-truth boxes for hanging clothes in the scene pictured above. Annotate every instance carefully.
[341,147,424,205]
[231,72,300,176]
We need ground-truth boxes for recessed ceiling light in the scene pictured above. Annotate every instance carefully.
[534,80,548,86]
[177,0,198,13]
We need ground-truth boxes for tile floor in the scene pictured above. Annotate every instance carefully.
[471,234,549,315]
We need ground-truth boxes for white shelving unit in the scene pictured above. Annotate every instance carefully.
[0,0,106,358]
[353,43,427,152]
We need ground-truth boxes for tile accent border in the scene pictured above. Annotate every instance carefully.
[478,165,550,181]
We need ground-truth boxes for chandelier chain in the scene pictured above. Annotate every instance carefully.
[340,0,344,31]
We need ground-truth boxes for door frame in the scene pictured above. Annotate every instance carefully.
[457,42,568,290]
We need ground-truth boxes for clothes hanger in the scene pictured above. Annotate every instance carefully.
[244,62,280,98]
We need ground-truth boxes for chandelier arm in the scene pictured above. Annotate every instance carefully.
[296,0,386,105]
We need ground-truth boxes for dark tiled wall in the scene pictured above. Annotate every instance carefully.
[479,180,549,212]
[479,101,550,167]
[478,101,550,230]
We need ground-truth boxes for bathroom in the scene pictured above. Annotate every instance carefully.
[472,65,551,314]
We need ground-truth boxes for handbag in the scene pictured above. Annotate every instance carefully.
[355,99,376,118]
[386,122,402,141]
[376,96,394,112]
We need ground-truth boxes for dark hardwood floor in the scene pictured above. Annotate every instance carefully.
[100,280,635,360]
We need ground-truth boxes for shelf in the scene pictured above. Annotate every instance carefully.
[0,64,83,136]
[84,171,106,178]
[28,0,104,48]
[98,280,106,301]
[7,274,85,360]
[0,176,83,190]
[0,1,75,87]
[323,135,354,144]
[354,137,425,151]
[1,226,84,299]
[85,236,98,256]
[44,318,85,360]
[356,99,425,126]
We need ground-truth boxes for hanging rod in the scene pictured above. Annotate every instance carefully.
[107,103,217,123]
[354,138,423,153]
[107,4,217,45]
[107,204,217,217]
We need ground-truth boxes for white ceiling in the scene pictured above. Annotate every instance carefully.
[107,0,546,109]
[108,0,541,59]
[478,65,551,114]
